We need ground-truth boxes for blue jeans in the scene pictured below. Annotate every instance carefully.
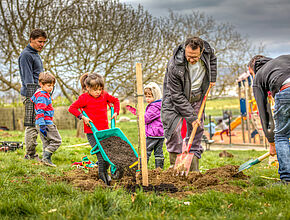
[273,87,290,181]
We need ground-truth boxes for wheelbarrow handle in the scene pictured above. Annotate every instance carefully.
[82,111,98,131]
[110,106,115,129]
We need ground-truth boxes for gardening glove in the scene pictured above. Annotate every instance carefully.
[39,125,48,137]
[269,142,276,156]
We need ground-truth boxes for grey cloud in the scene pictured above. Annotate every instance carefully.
[121,0,290,57]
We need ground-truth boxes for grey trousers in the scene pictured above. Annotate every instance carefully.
[25,126,39,156]
[166,99,204,159]
[36,124,62,154]
[146,137,165,161]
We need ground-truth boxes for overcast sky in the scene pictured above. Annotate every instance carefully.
[121,0,290,58]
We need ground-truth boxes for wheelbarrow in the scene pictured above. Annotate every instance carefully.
[82,106,138,178]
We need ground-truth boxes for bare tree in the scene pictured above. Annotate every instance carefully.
[0,1,264,101]
[164,11,264,97]
[0,0,172,101]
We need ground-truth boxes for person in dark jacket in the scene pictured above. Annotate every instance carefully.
[18,29,47,161]
[161,37,217,171]
[248,55,290,185]
[144,82,164,169]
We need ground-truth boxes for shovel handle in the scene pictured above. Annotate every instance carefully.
[186,84,213,152]
[258,152,270,162]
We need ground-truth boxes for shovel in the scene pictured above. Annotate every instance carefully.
[238,152,270,172]
[174,84,213,176]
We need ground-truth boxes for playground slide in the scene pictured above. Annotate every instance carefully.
[215,116,246,135]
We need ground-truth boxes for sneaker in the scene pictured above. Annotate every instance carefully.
[24,154,30,160]
[24,154,41,162]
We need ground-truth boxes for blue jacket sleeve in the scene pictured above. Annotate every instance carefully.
[19,53,34,85]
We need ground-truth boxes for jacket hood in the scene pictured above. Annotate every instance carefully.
[254,57,272,73]
[144,82,162,101]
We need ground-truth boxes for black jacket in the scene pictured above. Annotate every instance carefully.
[253,54,290,143]
[161,41,217,139]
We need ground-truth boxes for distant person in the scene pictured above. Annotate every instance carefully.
[30,72,62,167]
[144,82,164,169]
[204,120,216,139]
[68,73,120,186]
[161,36,217,171]
[216,119,229,143]
[248,54,290,185]
[18,29,47,161]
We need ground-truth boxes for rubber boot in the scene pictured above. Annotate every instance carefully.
[97,157,110,186]
[155,158,164,169]
[98,172,110,186]
[189,156,199,172]
[42,151,56,167]
[169,152,178,168]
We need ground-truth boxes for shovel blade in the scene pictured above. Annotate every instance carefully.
[174,152,194,176]
[238,159,256,172]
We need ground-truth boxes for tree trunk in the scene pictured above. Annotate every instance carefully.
[76,120,86,139]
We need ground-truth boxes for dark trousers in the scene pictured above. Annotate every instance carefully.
[87,134,109,173]
[146,137,164,162]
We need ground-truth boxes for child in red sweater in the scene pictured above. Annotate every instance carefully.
[68,72,120,185]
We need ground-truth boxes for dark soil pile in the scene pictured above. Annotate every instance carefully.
[47,165,249,198]
[219,150,234,158]
[100,136,138,172]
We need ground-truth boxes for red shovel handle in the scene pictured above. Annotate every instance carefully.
[186,84,213,152]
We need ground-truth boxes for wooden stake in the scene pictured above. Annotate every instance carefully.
[135,63,148,186]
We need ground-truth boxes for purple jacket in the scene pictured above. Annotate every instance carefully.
[145,100,164,137]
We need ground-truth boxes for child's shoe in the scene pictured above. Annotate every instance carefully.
[42,151,56,167]
[24,154,41,162]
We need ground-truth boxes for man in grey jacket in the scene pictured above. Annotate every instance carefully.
[19,29,47,160]
[161,37,217,171]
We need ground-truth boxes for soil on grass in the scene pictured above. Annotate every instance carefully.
[45,165,249,198]
[219,150,234,158]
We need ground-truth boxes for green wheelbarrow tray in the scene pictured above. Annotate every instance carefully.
[82,107,138,176]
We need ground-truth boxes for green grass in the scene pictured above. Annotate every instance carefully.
[205,97,240,118]
[1,123,290,219]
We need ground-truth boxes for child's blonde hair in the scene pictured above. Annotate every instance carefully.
[39,72,56,85]
[80,72,104,93]
[144,82,162,101]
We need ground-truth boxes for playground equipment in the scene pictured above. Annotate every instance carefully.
[83,107,138,178]
[236,71,266,146]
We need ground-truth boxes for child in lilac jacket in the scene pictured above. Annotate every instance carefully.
[144,82,164,169]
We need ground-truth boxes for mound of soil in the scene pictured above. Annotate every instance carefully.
[219,150,234,158]
[46,165,249,198]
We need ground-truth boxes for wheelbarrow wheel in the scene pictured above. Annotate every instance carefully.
[111,168,124,180]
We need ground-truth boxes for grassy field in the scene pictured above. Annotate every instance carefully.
[205,97,240,117]
[1,124,290,219]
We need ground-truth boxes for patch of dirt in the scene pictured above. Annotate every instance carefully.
[44,165,249,198]
[219,150,234,158]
